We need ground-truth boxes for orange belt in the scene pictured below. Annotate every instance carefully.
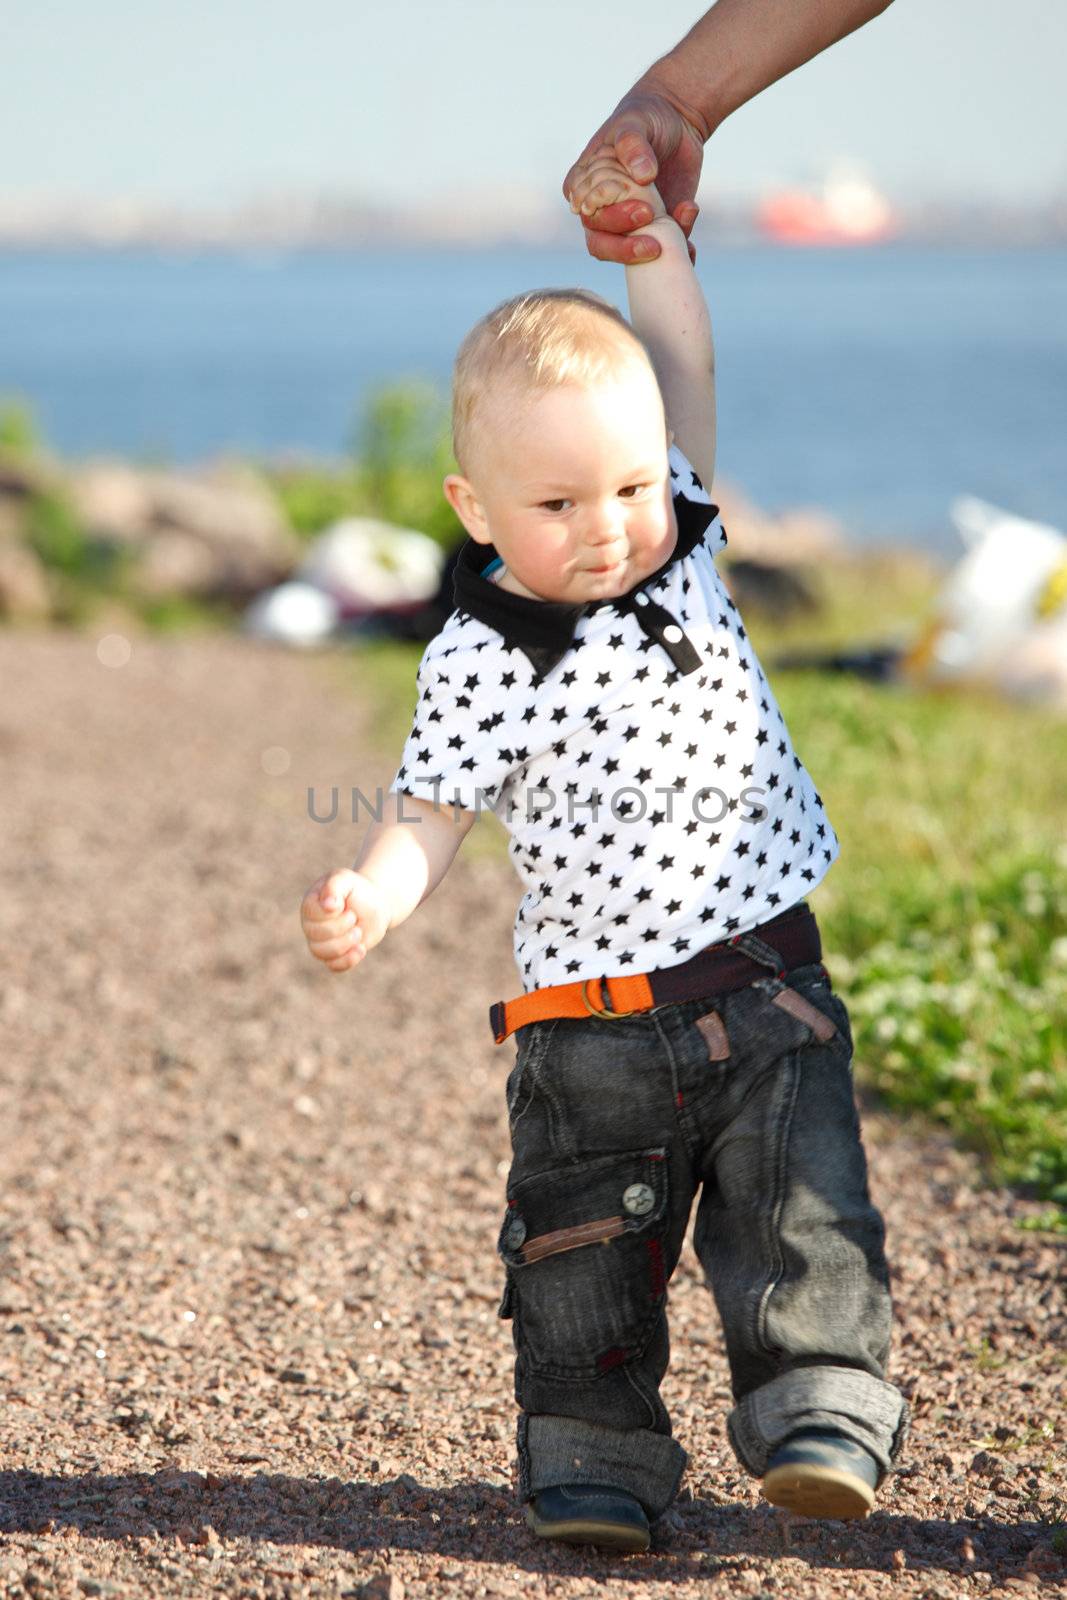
[489,902,822,1043]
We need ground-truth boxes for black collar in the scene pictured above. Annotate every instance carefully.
[451,488,719,678]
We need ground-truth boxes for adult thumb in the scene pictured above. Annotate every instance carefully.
[615,128,658,183]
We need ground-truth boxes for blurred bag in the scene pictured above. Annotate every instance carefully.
[902,497,1067,704]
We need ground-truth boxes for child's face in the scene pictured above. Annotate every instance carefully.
[446,359,677,605]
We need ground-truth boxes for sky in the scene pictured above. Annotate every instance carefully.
[2,1,1065,211]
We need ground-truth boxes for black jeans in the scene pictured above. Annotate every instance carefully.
[496,952,908,1519]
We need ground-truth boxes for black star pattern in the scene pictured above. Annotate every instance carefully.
[389,444,837,989]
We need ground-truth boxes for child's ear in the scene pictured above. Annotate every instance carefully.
[443,474,492,544]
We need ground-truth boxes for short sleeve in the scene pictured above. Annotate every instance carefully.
[389,643,524,816]
[669,443,727,556]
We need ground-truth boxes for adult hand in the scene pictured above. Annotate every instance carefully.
[563,87,707,265]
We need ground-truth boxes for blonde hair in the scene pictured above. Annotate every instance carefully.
[451,288,653,476]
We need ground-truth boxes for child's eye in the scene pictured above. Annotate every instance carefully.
[618,484,647,499]
[541,499,571,513]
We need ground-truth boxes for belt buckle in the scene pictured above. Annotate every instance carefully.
[580,977,636,1020]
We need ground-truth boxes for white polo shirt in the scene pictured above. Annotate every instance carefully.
[390,445,839,991]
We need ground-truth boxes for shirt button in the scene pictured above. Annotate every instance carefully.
[663,624,683,643]
[634,592,650,607]
[505,1217,527,1249]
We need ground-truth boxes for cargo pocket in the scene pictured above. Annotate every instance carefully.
[497,1146,669,1381]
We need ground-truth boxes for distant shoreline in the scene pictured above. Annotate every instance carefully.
[2,232,1066,255]
[1,193,1064,255]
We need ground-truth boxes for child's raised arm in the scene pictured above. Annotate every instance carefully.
[572,153,716,491]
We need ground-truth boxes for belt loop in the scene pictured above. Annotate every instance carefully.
[732,929,788,980]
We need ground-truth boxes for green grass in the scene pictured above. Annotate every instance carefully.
[778,671,1067,1212]
[5,382,1064,1217]
[342,562,1067,1221]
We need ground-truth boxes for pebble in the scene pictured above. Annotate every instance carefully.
[353,1577,404,1600]
[1,634,1064,1600]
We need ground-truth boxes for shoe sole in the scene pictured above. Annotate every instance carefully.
[762,1462,875,1520]
[525,1505,650,1553]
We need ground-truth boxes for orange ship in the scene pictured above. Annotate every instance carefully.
[758,166,895,245]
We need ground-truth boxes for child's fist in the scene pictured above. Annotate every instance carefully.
[300,869,390,973]
[568,144,667,221]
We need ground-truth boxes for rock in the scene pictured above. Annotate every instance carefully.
[135,528,220,599]
[72,461,300,603]
[722,557,819,620]
[0,500,26,540]
[353,1576,404,1600]
[147,466,297,582]
[0,535,50,620]
[69,462,153,543]
[712,480,846,565]
[0,455,56,501]
[1024,1543,1064,1577]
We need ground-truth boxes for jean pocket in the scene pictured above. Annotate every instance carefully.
[778,965,854,1060]
[497,1146,669,1380]
[712,965,853,1078]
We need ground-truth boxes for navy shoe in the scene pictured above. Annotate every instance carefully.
[762,1429,881,1520]
[526,1482,651,1553]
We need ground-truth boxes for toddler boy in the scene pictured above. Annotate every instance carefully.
[301,153,907,1553]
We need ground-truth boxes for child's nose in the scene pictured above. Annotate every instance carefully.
[588,503,627,546]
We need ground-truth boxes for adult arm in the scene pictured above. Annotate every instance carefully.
[566,0,896,264]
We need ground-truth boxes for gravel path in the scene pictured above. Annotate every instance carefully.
[1,630,1063,1600]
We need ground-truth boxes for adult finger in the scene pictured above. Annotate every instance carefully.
[613,126,659,183]
[673,201,699,238]
[581,197,657,234]
[582,222,663,265]
[664,201,699,264]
